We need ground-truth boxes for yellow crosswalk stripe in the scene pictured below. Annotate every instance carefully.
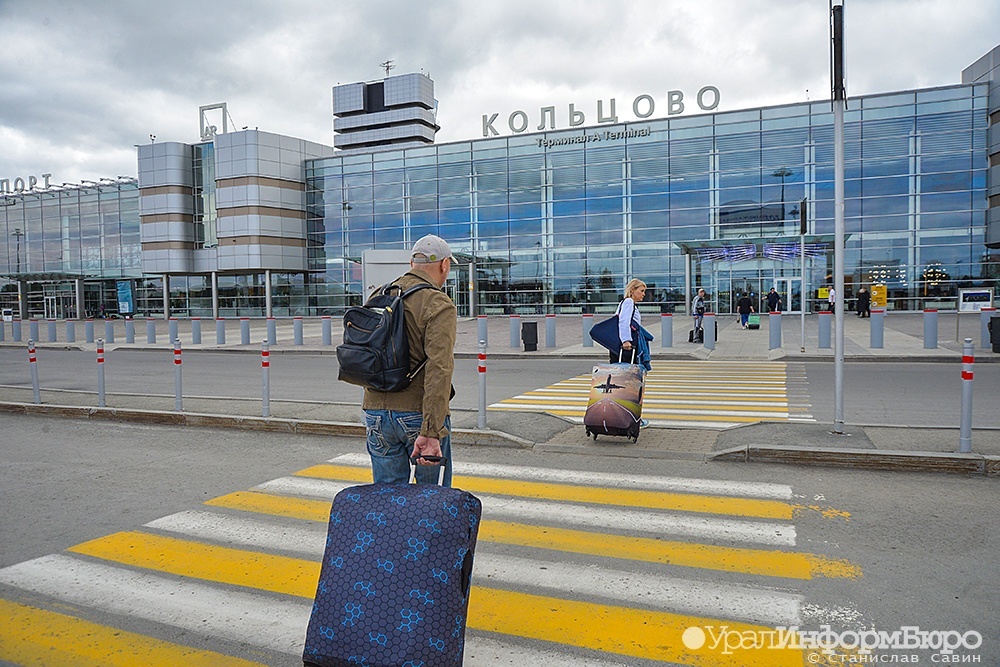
[201,491,860,579]
[0,598,266,667]
[294,463,796,518]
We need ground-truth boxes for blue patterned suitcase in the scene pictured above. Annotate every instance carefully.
[303,463,482,667]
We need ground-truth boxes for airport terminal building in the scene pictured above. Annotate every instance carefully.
[2,47,999,320]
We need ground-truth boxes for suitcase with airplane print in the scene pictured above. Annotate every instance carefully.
[583,350,646,443]
[303,458,482,667]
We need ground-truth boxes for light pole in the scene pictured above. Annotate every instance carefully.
[772,167,792,221]
[11,228,23,274]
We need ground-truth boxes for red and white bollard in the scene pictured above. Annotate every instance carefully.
[173,339,183,412]
[27,339,40,404]
[477,340,487,429]
[97,338,106,408]
[959,338,974,453]
[261,339,271,418]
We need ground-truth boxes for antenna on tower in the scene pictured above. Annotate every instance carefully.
[379,60,396,77]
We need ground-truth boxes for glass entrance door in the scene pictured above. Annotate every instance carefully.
[774,277,802,313]
[717,273,763,314]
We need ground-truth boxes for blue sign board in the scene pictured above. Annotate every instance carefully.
[116,280,135,315]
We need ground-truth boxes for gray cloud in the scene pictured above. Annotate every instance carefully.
[0,0,997,185]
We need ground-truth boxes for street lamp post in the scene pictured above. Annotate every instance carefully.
[772,167,793,222]
[11,228,23,274]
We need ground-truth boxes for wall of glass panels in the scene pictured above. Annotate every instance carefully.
[307,82,996,315]
[0,181,141,317]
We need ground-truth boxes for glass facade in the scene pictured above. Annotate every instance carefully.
[0,180,143,318]
[307,83,998,316]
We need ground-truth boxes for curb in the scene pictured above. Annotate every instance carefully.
[709,444,1000,476]
[0,402,534,450]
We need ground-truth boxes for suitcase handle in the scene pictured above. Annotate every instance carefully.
[409,455,448,485]
[618,348,637,364]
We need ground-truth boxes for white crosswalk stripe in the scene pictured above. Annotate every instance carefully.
[0,452,855,666]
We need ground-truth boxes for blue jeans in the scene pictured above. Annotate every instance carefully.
[363,410,452,486]
[740,313,750,327]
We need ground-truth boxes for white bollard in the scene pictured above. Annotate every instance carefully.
[173,339,183,412]
[477,340,487,430]
[261,339,271,418]
[959,338,974,453]
[96,338,106,408]
[28,339,40,404]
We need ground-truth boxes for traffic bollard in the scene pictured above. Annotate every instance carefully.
[96,338,106,408]
[703,313,716,351]
[582,313,594,347]
[477,340,487,430]
[545,314,556,348]
[66,320,76,343]
[477,315,488,348]
[147,318,157,344]
[29,319,39,342]
[192,317,202,345]
[661,313,673,348]
[818,310,832,349]
[769,311,782,350]
[241,317,250,345]
[0,319,4,342]
[322,316,332,346]
[509,314,520,349]
[216,318,226,344]
[959,338,974,453]
[104,319,115,343]
[173,339,183,412]
[27,339,40,404]
[169,317,179,343]
[870,308,885,349]
[85,319,94,343]
[125,317,135,343]
[261,339,271,418]
[267,317,277,348]
[980,307,995,350]
[13,318,22,342]
[47,319,57,342]
[294,316,303,345]
[923,309,938,350]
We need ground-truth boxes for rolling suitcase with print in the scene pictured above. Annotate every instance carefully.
[303,458,482,667]
[583,351,646,443]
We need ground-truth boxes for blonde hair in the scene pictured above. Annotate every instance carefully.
[624,279,646,299]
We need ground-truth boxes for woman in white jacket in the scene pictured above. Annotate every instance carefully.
[613,279,646,364]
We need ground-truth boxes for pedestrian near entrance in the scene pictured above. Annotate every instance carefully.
[827,285,837,311]
[361,234,458,486]
[613,279,652,368]
[857,287,871,318]
[766,287,782,312]
[692,288,707,331]
[737,293,755,329]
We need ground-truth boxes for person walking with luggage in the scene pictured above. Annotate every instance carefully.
[692,288,707,332]
[614,279,646,364]
[766,287,782,312]
[362,235,458,486]
[736,292,754,329]
[856,287,871,318]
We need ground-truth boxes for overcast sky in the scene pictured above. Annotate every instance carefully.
[1,0,998,187]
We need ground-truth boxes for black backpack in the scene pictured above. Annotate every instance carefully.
[337,282,434,392]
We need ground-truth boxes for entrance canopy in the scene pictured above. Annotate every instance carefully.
[674,235,835,264]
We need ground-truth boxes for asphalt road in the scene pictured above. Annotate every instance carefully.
[0,414,997,665]
[1,347,998,428]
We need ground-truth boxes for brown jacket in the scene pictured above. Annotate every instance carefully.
[362,270,457,439]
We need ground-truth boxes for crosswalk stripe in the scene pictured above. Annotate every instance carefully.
[254,475,798,546]
[0,597,267,667]
[328,453,794,499]
[59,531,815,665]
[142,510,802,625]
[0,555,635,667]
[201,491,859,579]
[489,360,816,427]
[469,587,805,667]
[295,463,797,519]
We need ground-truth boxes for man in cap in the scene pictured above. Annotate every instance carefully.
[362,234,458,485]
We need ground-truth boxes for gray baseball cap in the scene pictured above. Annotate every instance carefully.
[410,234,454,263]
